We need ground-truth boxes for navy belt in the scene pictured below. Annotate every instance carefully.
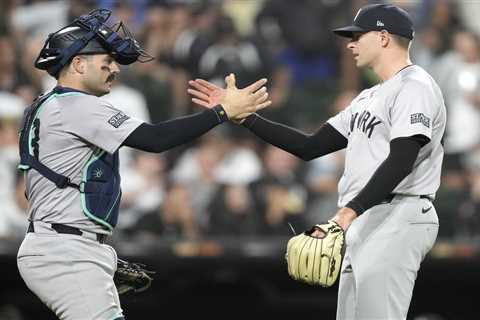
[381,194,433,204]
[28,221,107,244]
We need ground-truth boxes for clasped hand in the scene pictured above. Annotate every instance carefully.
[187,73,272,123]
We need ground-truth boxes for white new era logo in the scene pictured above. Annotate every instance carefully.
[377,20,385,27]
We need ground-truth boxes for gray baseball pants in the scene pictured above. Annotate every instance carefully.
[336,195,439,320]
[17,221,123,320]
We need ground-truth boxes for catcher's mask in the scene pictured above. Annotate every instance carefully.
[35,8,153,77]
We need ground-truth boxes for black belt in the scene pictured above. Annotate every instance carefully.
[381,194,433,204]
[28,221,107,244]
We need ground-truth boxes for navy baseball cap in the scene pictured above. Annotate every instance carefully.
[333,4,414,40]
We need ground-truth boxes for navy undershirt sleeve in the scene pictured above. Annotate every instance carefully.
[122,105,228,152]
[242,113,348,160]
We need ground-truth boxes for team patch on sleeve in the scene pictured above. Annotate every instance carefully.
[410,113,430,128]
[108,112,130,128]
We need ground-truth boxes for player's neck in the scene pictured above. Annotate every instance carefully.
[373,52,412,82]
[58,78,91,95]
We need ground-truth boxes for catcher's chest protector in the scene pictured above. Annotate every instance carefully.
[18,89,122,231]
[79,149,121,230]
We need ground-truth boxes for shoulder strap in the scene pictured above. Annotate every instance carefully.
[18,92,79,189]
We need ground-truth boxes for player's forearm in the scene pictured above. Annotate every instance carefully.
[242,113,347,160]
[346,136,424,215]
[122,106,227,152]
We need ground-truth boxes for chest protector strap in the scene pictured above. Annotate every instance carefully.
[18,91,121,230]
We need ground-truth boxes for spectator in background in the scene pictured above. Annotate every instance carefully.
[455,151,480,240]
[195,12,291,129]
[170,130,229,231]
[197,15,272,88]
[457,1,480,37]
[433,30,480,167]
[119,0,217,123]
[0,171,29,240]
[250,145,307,236]
[254,0,355,126]
[9,0,97,40]
[410,26,443,73]
[138,0,219,119]
[116,151,167,233]
[415,29,480,239]
[9,0,69,40]
[0,35,35,101]
[206,183,260,237]
[171,126,263,235]
[204,132,263,236]
[10,1,97,100]
[130,182,199,240]
[0,91,25,239]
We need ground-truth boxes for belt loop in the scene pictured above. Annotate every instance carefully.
[97,234,107,244]
[420,195,433,202]
[27,221,34,233]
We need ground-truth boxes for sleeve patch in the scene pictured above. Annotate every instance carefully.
[108,112,130,128]
[410,113,430,128]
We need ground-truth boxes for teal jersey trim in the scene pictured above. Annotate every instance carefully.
[105,187,121,221]
[109,314,125,320]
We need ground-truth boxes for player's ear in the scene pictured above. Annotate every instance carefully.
[71,55,87,75]
[379,30,390,47]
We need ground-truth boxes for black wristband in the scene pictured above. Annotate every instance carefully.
[212,105,229,123]
[242,113,258,128]
[345,200,365,216]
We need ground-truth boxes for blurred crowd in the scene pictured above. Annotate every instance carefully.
[1,0,480,246]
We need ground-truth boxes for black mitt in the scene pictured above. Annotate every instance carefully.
[114,258,155,295]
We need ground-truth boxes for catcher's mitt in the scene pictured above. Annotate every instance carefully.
[114,258,155,295]
[285,220,345,287]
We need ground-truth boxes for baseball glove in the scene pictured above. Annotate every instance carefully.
[285,220,345,287]
[114,258,155,295]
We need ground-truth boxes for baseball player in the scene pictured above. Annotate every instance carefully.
[16,9,270,320]
[188,4,446,320]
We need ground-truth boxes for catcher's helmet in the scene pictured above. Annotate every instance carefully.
[35,8,153,77]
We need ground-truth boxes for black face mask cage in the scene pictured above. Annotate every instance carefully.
[75,8,154,65]
[35,8,153,75]
[101,21,154,64]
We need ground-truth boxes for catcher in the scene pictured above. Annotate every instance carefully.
[17,8,270,320]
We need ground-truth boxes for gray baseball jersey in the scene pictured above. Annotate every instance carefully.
[327,65,446,207]
[25,90,143,234]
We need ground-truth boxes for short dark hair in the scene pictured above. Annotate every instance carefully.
[391,34,411,49]
[55,54,93,80]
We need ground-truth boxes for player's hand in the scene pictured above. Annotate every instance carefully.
[311,207,357,237]
[188,74,272,121]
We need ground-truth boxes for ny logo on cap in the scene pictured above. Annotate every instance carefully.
[376,20,385,27]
